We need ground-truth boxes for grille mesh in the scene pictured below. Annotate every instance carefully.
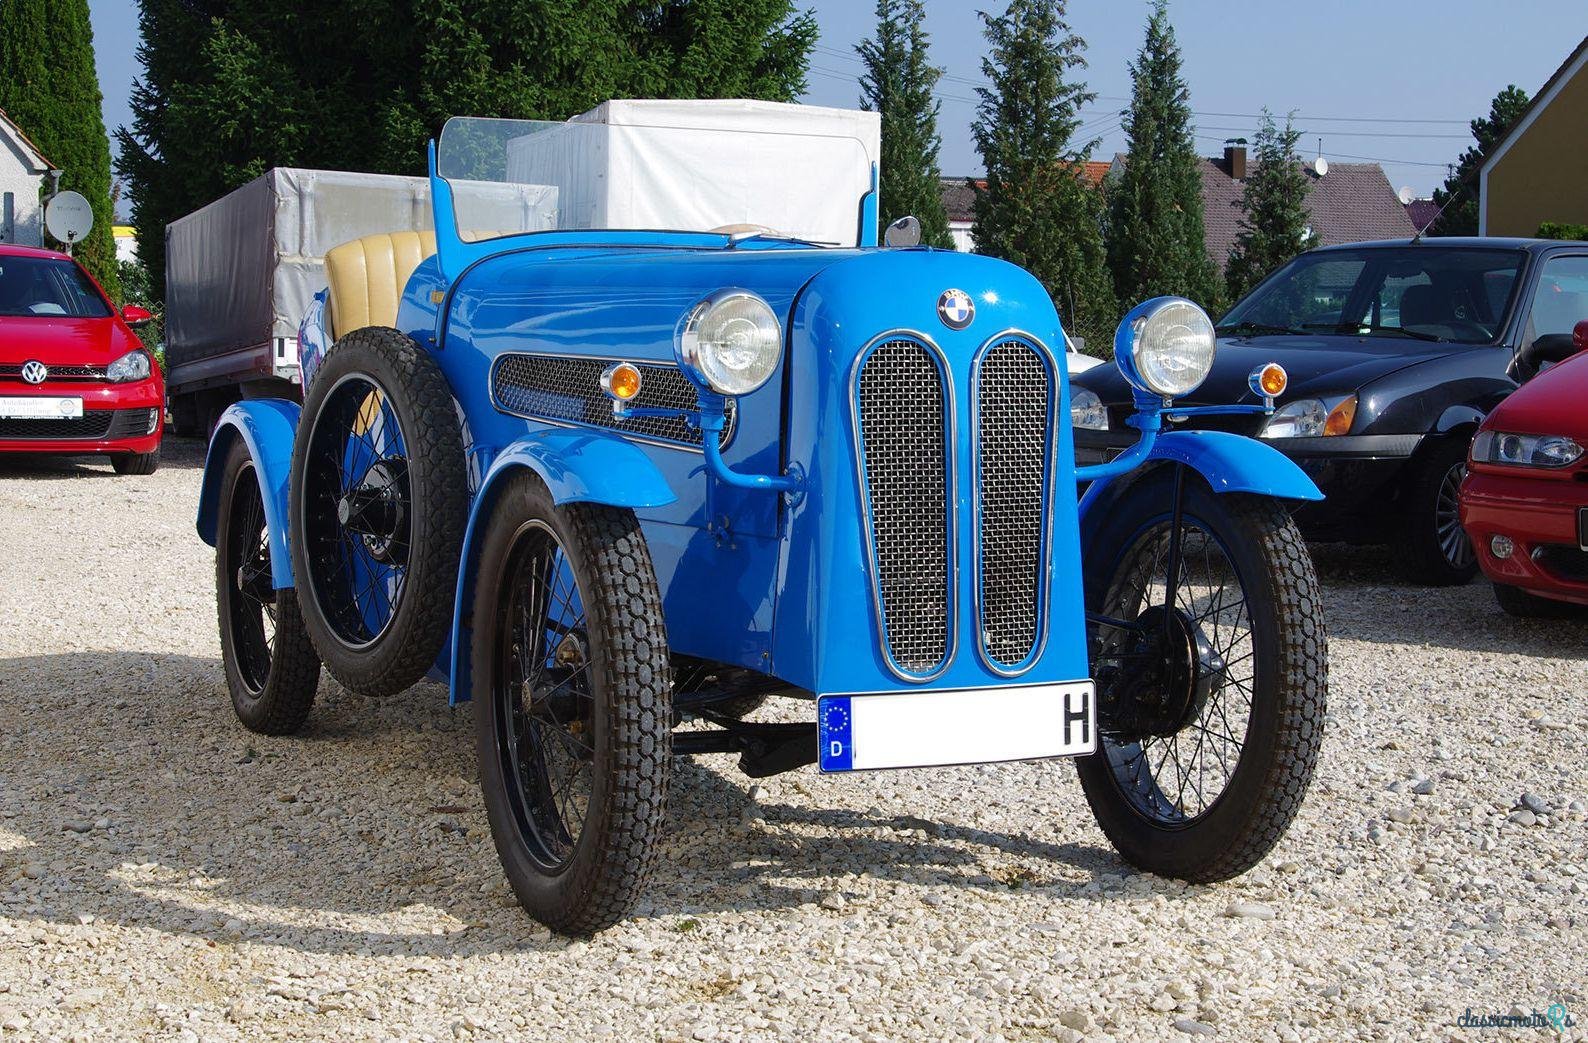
[0,411,115,440]
[856,340,951,674]
[977,341,1053,667]
[492,353,733,448]
[0,364,108,383]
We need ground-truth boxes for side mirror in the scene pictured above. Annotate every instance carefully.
[1574,319,1588,353]
[883,215,921,248]
[122,304,153,326]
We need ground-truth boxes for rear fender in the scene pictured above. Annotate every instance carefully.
[1078,429,1322,530]
[446,428,676,704]
[195,400,301,589]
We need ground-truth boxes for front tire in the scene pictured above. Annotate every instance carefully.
[113,448,160,475]
[1494,582,1585,619]
[472,473,672,935]
[1395,438,1477,586]
[1078,469,1326,882]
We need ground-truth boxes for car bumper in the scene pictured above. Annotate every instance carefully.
[0,379,163,456]
[1460,468,1588,606]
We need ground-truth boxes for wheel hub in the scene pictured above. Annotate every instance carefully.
[337,459,408,563]
[1099,606,1227,740]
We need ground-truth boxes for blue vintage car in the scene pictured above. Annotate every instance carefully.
[196,109,1328,934]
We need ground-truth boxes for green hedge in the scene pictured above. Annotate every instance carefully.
[1537,221,1588,241]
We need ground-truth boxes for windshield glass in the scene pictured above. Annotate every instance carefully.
[1220,247,1525,345]
[0,255,111,318]
[436,112,874,248]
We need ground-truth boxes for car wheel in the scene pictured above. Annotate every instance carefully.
[1493,582,1585,619]
[215,439,321,734]
[113,448,160,475]
[1077,467,1326,882]
[289,326,468,697]
[472,472,672,935]
[1394,438,1478,586]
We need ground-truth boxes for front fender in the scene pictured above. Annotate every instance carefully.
[195,400,301,589]
[446,428,677,704]
[1078,429,1322,527]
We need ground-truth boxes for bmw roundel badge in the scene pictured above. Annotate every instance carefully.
[937,289,975,330]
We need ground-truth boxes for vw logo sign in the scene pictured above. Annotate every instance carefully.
[937,289,975,330]
[20,360,48,385]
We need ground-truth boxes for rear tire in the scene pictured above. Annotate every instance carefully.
[113,448,160,475]
[473,472,672,935]
[1494,582,1585,619]
[1394,438,1477,586]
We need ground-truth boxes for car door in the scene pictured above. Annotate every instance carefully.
[1513,252,1588,381]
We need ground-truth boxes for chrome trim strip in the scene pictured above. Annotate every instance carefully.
[970,329,1058,677]
[848,328,959,684]
[487,349,736,454]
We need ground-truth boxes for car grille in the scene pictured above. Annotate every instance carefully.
[0,363,108,382]
[491,353,734,449]
[975,340,1054,669]
[0,410,119,440]
[854,338,953,677]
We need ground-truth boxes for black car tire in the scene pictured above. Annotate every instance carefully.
[1078,469,1326,882]
[289,327,468,697]
[1394,437,1478,586]
[1493,582,1585,619]
[472,472,672,935]
[113,448,161,475]
[215,440,321,734]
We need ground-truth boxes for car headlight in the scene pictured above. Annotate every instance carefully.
[676,289,782,396]
[1070,388,1108,430]
[1471,430,1584,468]
[1113,297,1216,399]
[1260,395,1357,439]
[106,350,151,383]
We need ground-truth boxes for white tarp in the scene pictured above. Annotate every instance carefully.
[502,99,880,247]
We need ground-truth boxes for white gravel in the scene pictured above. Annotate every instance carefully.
[1,440,1585,1042]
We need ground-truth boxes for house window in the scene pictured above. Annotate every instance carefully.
[2,192,14,243]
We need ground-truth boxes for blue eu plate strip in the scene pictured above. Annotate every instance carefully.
[817,696,854,772]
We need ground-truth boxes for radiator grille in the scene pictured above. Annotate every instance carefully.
[976,340,1054,668]
[0,411,115,440]
[856,339,952,675]
[0,363,108,383]
[491,353,733,449]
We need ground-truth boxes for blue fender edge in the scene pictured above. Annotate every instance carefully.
[446,428,677,704]
[1079,429,1323,524]
[195,400,301,589]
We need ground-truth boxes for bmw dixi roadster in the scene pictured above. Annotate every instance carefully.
[195,103,1327,933]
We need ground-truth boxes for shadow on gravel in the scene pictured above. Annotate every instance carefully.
[1,650,1126,956]
[0,437,206,479]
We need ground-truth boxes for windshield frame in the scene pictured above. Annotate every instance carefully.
[0,254,113,320]
[1219,245,1529,349]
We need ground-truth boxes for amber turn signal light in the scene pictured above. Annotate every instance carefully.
[600,362,643,402]
[1324,395,1357,437]
[1249,362,1288,399]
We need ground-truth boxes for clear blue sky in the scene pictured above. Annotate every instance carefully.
[87,0,1584,211]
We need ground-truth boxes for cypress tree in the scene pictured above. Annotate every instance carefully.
[970,0,1115,351]
[1225,110,1315,301]
[0,0,122,297]
[1106,0,1216,311]
[1429,85,1530,237]
[856,0,952,248]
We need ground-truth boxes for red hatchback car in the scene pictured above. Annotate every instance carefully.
[0,244,163,473]
[1460,327,1588,616]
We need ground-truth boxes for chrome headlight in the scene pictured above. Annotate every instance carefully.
[1471,430,1584,468]
[676,290,782,396]
[1070,388,1108,430]
[106,350,151,383]
[1113,297,1216,399]
[1260,395,1357,439]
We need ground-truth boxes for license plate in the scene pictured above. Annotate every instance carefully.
[1579,507,1588,552]
[817,681,1095,772]
[0,396,82,419]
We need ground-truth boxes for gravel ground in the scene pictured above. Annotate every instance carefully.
[0,439,1585,1043]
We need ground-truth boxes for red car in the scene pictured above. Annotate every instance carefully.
[0,243,163,473]
[1460,323,1588,616]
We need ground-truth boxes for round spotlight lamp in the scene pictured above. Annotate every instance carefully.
[677,290,783,396]
[1113,296,1217,399]
[1489,534,1514,560]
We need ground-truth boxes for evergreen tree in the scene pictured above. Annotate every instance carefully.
[970,0,1114,350]
[1429,84,1530,236]
[0,0,121,296]
[116,0,817,301]
[1106,0,1216,310]
[856,0,952,248]
[1225,110,1314,301]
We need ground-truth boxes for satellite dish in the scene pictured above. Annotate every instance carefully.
[1312,155,1329,177]
[45,191,93,245]
[1398,186,1415,205]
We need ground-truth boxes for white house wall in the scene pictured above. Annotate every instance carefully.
[0,132,45,247]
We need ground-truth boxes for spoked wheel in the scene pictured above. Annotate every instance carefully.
[1078,467,1326,882]
[214,439,320,734]
[472,472,671,935]
[290,327,467,696]
[1396,438,1477,586]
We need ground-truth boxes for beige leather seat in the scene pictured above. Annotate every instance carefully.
[324,230,437,341]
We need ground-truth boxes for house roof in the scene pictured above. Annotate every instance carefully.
[0,109,54,173]
[1198,155,1416,268]
[1480,35,1588,181]
[940,161,1112,224]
